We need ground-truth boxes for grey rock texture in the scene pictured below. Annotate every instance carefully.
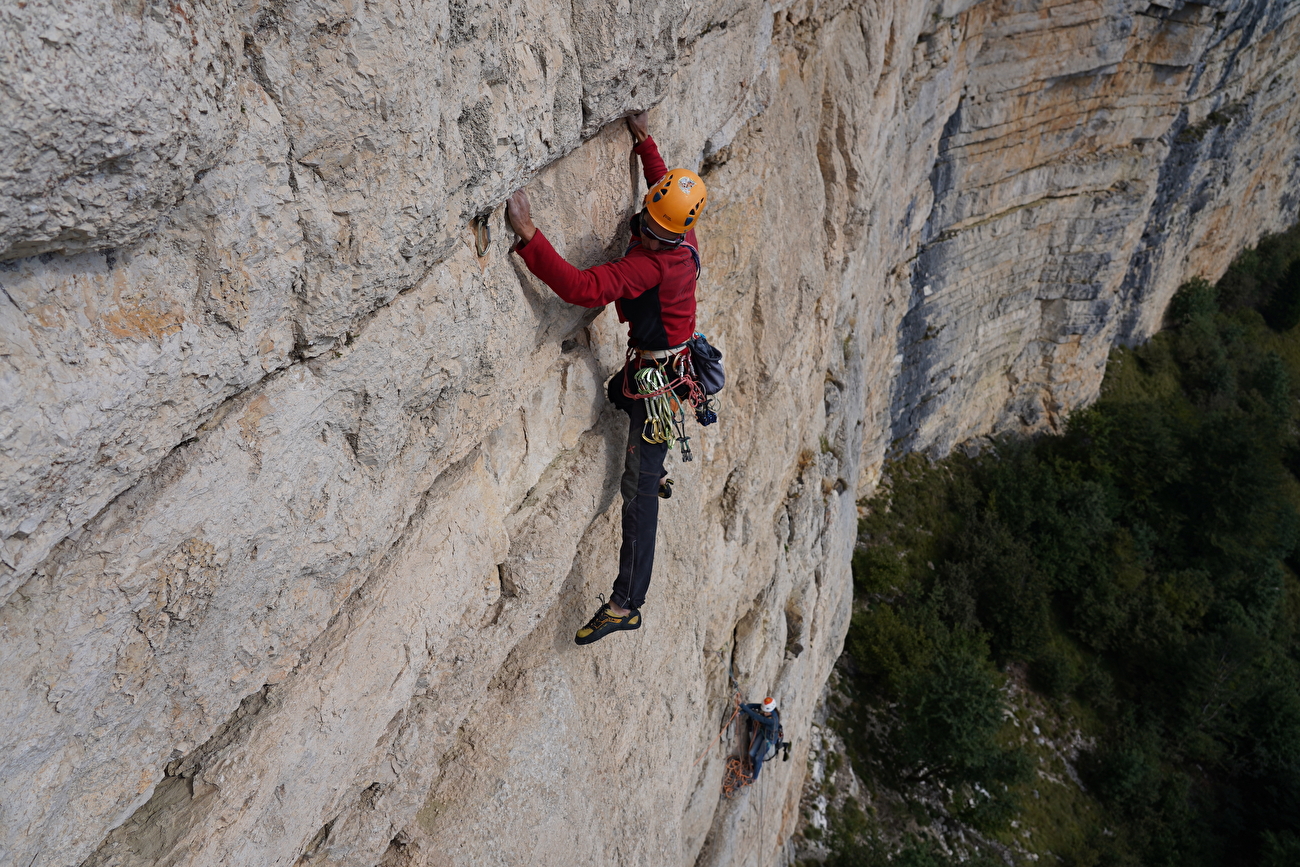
[0,0,243,260]
[0,0,1298,866]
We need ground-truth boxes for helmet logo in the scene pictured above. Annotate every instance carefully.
[677,176,697,195]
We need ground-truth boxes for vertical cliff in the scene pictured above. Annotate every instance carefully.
[1,1,1298,865]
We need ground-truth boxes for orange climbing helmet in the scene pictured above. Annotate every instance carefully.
[644,169,708,235]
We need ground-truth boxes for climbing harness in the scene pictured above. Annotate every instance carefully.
[619,338,720,457]
[620,345,706,459]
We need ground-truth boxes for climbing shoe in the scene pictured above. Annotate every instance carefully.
[658,477,674,499]
[574,601,641,646]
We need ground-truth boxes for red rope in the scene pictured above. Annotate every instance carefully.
[722,755,754,798]
[690,691,741,771]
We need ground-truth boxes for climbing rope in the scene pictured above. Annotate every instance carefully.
[758,753,766,863]
[690,689,742,771]
[722,755,753,799]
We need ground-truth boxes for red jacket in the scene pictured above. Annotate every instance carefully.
[515,136,699,350]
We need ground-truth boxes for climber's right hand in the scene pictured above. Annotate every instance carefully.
[506,189,536,243]
[626,111,649,144]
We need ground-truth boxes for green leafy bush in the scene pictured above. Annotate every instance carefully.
[831,222,1300,865]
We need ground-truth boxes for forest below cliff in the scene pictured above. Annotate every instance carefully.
[805,222,1300,867]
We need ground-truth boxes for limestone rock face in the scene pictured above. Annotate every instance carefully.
[1,1,1297,866]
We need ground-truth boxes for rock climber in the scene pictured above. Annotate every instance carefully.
[505,110,708,647]
[740,697,783,780]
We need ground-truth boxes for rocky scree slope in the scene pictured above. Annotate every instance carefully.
[1,0,1298,865]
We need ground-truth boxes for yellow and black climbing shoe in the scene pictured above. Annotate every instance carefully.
[658,477,674,499]
[575,601,642,646]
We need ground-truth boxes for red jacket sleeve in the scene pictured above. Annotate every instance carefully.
[634,136,668,187]
[516,230,661,308]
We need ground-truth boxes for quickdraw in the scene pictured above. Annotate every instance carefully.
[622,346,707,460]
[633,364,684,449]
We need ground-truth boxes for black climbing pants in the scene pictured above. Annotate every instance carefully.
[608,365,671,611]
[750,737,770,780]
